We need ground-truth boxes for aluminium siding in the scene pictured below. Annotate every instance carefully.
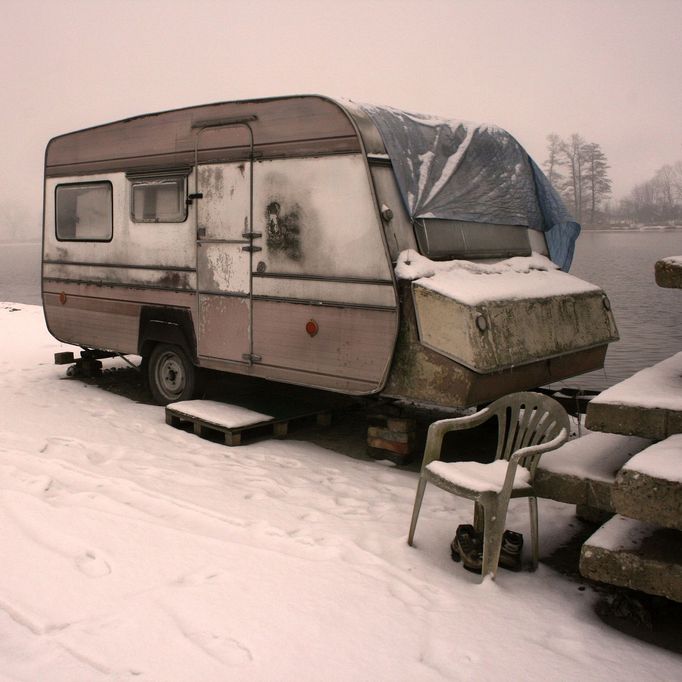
[46,96,362,177]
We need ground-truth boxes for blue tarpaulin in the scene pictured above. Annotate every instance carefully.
[361,104,580,271]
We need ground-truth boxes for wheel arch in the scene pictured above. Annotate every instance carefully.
[138,306,197,363]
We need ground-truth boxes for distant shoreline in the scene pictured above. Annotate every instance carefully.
[581,225,682,232]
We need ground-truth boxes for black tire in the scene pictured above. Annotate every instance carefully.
[147,343,196,405]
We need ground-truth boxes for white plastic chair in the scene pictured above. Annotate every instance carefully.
[407,392,570,580]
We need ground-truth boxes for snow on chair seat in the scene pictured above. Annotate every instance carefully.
[427,459,532,494]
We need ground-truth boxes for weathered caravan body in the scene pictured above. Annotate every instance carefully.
[42,95,618,406]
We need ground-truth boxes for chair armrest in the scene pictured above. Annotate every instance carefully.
[507,427,569,465]
[497,427,569,497]
[420,406,495,470]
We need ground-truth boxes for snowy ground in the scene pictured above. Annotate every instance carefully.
[0,303,680,681]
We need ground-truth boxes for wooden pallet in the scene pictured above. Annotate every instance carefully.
[165,400,333,446]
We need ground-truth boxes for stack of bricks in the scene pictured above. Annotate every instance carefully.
[367,415,417,464]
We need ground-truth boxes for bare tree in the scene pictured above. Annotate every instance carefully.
[674,161,682,203]
[560,134,588,222]
[619,161,682,224]
[543,133,564,188]
[583,143,612,224]
[542,134,613,225]
[654,164,677,219]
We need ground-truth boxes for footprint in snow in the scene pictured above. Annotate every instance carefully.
[46,436,87,450]
[75,551,112,578]
[174,568,224,586]
[85,448,115,465]
[187,631,253,666]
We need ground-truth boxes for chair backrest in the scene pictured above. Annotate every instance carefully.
[487,392,570,475]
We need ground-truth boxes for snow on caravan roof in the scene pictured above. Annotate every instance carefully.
[358,103,580,271]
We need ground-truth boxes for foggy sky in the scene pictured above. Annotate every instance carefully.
[1,0,680,237]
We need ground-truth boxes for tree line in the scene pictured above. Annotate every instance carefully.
[543,133,611,225]
[543,134,682,227]
[616,161,682,224]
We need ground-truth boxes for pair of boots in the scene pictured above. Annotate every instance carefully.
[450,524,523,573]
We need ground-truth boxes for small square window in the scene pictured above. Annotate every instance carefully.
[131,177,187,223]
[56,182,113,241]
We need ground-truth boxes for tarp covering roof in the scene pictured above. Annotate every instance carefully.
[360,104,580,271]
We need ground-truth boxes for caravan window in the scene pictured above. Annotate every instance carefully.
[130,176,187,223]
[413,219,531,260]
[55,182,113,241]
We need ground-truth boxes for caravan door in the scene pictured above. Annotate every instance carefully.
[195,155,254,364]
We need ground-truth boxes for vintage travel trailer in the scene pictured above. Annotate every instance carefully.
[42,95,618,406]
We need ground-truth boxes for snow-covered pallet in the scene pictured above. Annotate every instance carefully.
[580,515,682,603]
[534,432,652,511]
[612,435,682,531]
[165,399,332,446]
[586,352,682,440]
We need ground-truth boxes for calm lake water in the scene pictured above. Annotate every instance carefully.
[564,229,682,390]
[1,231,681,391]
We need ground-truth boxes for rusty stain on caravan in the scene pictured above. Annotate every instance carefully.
[265,200,302,260]
[158,271,190,290]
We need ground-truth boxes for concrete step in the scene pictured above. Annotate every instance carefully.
[586,352,682,440]
[534,432,651,511]
[580,515,682,602]
[612,434,682,531]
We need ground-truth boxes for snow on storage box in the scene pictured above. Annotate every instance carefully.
[397,251,618,373]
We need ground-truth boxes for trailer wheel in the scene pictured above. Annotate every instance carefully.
[147,343,196,405]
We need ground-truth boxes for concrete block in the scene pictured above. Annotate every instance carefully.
[534,432,651,510]
[614,471,682,531]
[575,504,613,525]
[586,352,682,440]
[580,515,682,602]
[586,402,669,440]
[534,470,615,511]
[612,436,682,531]
[655,257,682,289]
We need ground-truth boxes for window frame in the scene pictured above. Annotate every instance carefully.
[128,174,188,224]
[413,218,532,261]
[55,180,114,243]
